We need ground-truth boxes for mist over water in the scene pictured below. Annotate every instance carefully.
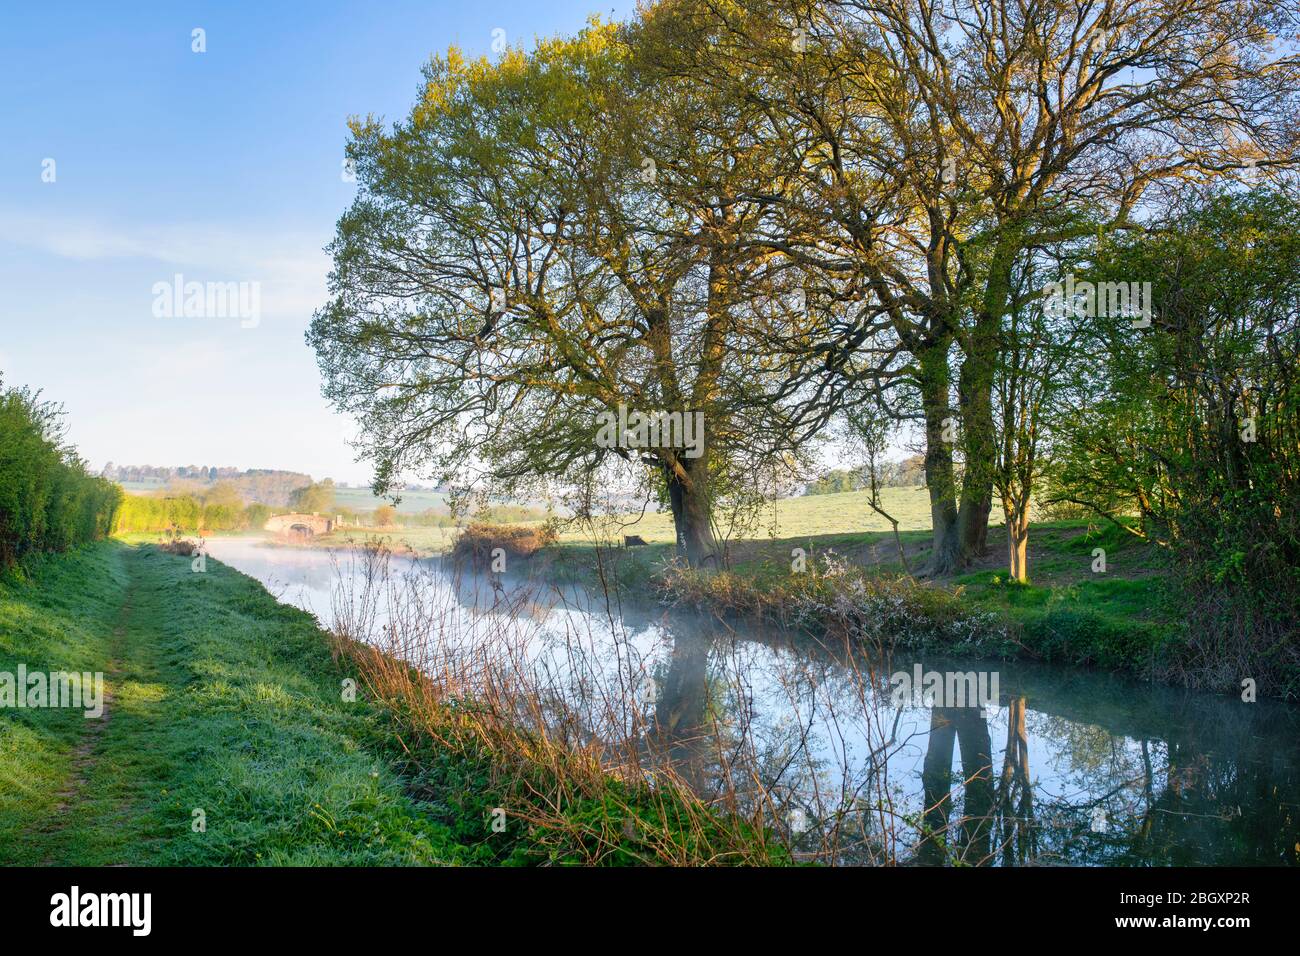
[205,537,1300,866]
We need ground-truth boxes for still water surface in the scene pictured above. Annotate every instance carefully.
[205,536,1300,866]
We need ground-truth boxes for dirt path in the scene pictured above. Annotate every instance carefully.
[42,598,127,816]
[32,570,138,866]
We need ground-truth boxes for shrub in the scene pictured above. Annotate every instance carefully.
[452,522,557,564]
[1051,191,1300,697]
[112,494,204,533]
[661,552,1013,654]
[0,380,121,567]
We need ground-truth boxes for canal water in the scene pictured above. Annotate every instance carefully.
[204,536,1300,866]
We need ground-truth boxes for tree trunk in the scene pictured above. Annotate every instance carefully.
[958,329,996,563]
[666,456,719,570]
[1005,502,1030,583]
[958,489,992,559]
[958,246,1015,563]
[919,340,961,575]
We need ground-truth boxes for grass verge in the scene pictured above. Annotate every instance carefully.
[0,541,784,865]
[650,522,1197,691]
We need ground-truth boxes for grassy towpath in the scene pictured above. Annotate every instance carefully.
[0,541,473,865]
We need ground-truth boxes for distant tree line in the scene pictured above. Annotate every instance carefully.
[0,379,122,568]
[107,464,315,507]
[805,456,926,496]
[110,492,539,534]
[103,463,238,483]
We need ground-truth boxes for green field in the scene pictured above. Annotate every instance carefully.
[568,484,951,544]
[117,480,168,493]
[332,486,448,514]
[321,486,951,555]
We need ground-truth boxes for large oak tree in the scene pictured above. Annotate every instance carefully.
[309,21,853,567]
[674,0,1299,570]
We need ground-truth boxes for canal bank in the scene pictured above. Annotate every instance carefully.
[0,541,777,866]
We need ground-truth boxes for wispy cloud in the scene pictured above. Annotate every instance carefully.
[0,211,330,318]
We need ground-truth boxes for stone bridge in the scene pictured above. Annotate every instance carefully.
[264,513,335,536]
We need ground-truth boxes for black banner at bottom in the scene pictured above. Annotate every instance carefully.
[0,865,1284,941]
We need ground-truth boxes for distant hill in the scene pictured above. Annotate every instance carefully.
[105,464,563,516]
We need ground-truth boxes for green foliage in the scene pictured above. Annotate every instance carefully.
[969,576,1176,672]
[0,379,121,568]
[1051,190,1300,694]
[1019,607,1168,670]
[804,469,863,496]
[112,494,203,533]
[289,478,335,514]
[112,491,272,534]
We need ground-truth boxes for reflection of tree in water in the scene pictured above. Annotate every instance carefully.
[583,614,1300,866]
[1029,698,1300,866]
[906,686,1300,866]
[1019,714,1157,864]
[407,555,1300,865]
[916,705,995,865]
[646,624,909,864]
[908,675,1300,866]
[647,623,716,795]
[995,697,1036,866]
[914,696,1064,866]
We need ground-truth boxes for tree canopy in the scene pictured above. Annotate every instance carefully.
[310,0,1299,578]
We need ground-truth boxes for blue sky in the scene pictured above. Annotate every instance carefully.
[0,1,635,484]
